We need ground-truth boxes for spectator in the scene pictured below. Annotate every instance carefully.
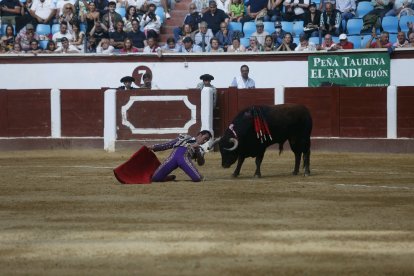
[317,33,336,50]
[231,64,256,88]
[229,0,245,22]
[216,0,230,12]
[240,0,268,23]
[29,0,57,25]
[173,3,202,41]
[7,42,24,53]
[275,32,297,51]
[55,0,76,20]
[140,3,161,39]
[201,0,229,35]
[94,0,110,17]
[102,0,123,32]
[295,32,317,51]
[336,0,355,32]
[15,23,40,51]
[177,24,195,45]
[361,0,390,32]
[303,2,321,37]
[127,19,147,49]
[71,22,86,51]
[15,0,34,33]
[43,40,57,53]
[54,36,80,52]
[119,76,137,90]
[365,30,392,48]
[123,5,138,32]
[251,20,269,46]
[149,0,171,19]
[110,20,128,49]
[90,20,109,45]
[283,0,310,22]
[197,73,217,106]
[161,37,181,52]
[0,24,16,52]
[27,38,43,54]
[85,35,97,52]
[320,2,341,36]
[194,21,214,51]
[393,31,409,48]
[96,37,115,53]
[227,36,246,52]
[246,36,263,52]
[266,0,284,22]
[143,37,161,53]
[385,0,411,17]
[0,0,21,25]
[215,21,234,50]
[319,0,336,11]
[408,32,414,47]
[179,36,202,52]
[58,3,76,25]
[272,21,287,44]
[81,1,101,35]
[208,37,224,52]
[263,34,277,51]
[140,73,154,89]
[52,21,74,47]
[333,33,353,49]
[120,37,139,53]
[193,0,210,13]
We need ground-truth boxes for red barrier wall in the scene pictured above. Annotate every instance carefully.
[397,87,414,138]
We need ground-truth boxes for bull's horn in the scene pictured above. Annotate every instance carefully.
[207,137,221,150]
[224,138,238,151]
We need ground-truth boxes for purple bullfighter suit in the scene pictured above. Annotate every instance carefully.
[151,134,205,182]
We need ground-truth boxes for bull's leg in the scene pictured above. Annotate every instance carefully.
[303,150,311,176]
[289,140,301,175]
[232,156,245,177]
[254,151,265,178]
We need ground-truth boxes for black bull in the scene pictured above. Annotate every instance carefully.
[210,104,312,177]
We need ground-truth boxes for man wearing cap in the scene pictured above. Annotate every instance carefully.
[271,21,286,45]
[118,76,137,90]
[230,65,256,89]
[179,36,202,52]
[0,0,21,25]
[102,1,123,32]
[334,33,354,49]
[251,20,269,46]
[15,23,40,51]
[197,74,217,106]
[201,0,229,35]
[29,0,56,25]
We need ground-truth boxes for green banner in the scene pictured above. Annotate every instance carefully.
[308,53,390,87]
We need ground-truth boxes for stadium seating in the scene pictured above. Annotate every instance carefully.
[332,36,339,43]
[292,21,304,37]
[347,35,361,49]
[228,22,242,32]
[309,36,320,45]
[281,21,294,34]
[240,37,250,48]
[293,36,299,45]
[115,7,126,18]
[381,16,399,34]
[242,21,256,38]
[36,24,51,36]
[51,24,60,34]
[399,15,414,32]
[263,21,275,34]
[80,23,87,33]
[355,1,373,18]
[360,35,373,48]
[388,33,397,44]
[346,18,363,35]
[39,40,49,50]
[155,7,165,24]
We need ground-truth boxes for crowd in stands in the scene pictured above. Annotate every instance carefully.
[0,0,414,54]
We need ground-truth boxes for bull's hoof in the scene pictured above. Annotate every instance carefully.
[254,174,261,178]
[231,173,239,178]
[304,171,311,177]
[292,171,299,175]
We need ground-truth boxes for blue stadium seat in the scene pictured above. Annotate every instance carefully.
[360,35,373,48]
[355,1,373,18]
[381,16,399,34]
[346,18,363,35]
[347,35,361,49]
[39,40,49,50]
[399,15,414,32]
[332,36,339,43]
[155,7,165,24]
[228,22,242,32]
[293,36,299,45]
[388,33,397,44]
[115,7,126,18]
[309,36,320,45]
[292,21,304,37]
[240,37,250,48]
[281,21,294,34]
[36,24,51,36]
[264,21,275,34]
[242,21,256,38]
[80,23,87,33]
[51,24,60,34]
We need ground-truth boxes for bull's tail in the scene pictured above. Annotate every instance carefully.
[279,143,284,155]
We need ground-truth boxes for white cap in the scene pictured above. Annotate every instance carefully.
[339,33,347,40]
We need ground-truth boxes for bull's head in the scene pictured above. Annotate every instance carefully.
[209,135,239,169]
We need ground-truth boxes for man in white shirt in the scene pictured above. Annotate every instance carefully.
[230,65,256,89]
[54,37,80,53]
[52,22,74,47]
[29,0,57,24]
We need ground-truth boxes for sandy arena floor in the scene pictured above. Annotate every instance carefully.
[0,149,414,275]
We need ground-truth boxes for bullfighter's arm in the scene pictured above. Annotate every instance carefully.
[148,138,179,152]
